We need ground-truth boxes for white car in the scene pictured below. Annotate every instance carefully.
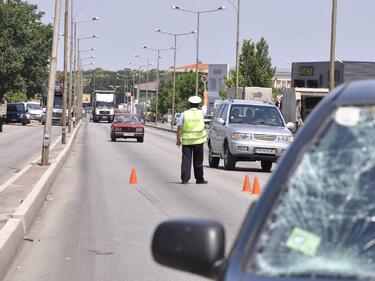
[26,102,42,121]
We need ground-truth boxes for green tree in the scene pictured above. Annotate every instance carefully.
[0,1,52,101]
[226,37,275,88]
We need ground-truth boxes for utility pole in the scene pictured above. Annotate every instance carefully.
[155,50,160,126]
[41,0,62,166]
[68,0,73,133]
[62,0,69,144]
[172,35,177,129]
[146,58,149,114]
[195,12,200,97]
[329,0,337,91]
[73,22,77,127]
[234,0,240,99]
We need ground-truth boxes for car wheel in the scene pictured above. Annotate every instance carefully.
[111,134,116,142]
[0,122,3,132]
[137,137,144,143]
[223,143,236,170]
[261,161,272,172]
[22,120,27,126]
[208,145,220,168]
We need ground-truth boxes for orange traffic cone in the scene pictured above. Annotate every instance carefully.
[129,168,138,185]
[242,175,251,192]
[252,177,261,195]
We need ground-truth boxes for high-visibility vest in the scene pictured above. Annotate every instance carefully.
[182,109,207,145]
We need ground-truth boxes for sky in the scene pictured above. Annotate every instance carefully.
[28,0,375,72]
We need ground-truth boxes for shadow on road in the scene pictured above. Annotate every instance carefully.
[204,165,272,174]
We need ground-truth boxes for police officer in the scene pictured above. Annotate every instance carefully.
[176,91,208,184]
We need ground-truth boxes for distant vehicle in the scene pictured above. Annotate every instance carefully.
[152,80,375,281]
[26,102,42,121]
[208,99,295,171]
[6,103,30,125]
[110,113,145,142]
[162,113,172,124]
[281,87,329,130]
[93,90,115,123]
[174,113,181,125]
[0,97,6,132]
[41,86,67,125]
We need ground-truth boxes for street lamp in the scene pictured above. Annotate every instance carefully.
[227,0,240,99]
[134,54,152,114]
[329,0,337,91]
[142,45,174,125]
[155,28,195,128]
[173,5,225,96]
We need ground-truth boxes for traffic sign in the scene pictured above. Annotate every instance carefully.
[201,75,208,83]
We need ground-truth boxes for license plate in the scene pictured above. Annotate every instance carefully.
[123,133,134,137]
[11,119,17,122]
[254,148,276,155]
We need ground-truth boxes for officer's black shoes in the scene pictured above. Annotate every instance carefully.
[181,181,189,185]
[196,180,208,184]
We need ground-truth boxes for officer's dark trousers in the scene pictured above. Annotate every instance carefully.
[181,143,204,182]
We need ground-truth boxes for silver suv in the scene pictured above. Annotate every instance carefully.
[208,99,295,171]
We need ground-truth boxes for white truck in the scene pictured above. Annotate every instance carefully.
[280,87,329,130]
[92,90,115,123]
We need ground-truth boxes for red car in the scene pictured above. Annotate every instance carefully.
[110,113,145,142]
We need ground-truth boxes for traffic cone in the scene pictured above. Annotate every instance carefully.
[242,175,251,192]
[252,177,261,195]
[129,168,138,185]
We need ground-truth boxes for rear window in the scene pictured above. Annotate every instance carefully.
[114,115,142,123]
[7,104,25,112]
[250,106,375,280]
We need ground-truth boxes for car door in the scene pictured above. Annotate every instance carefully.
[216,104,229,155]
[210,104,225,153]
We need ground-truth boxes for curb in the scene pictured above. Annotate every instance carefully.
[0,120,82,279]
[145,123,176,133]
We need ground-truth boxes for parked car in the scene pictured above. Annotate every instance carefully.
[6,103,30,125]
[152,80,375,281]
[26,102,42,121]
[110,113,145,142]
[208,99,295,171]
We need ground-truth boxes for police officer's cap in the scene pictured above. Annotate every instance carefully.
[188,96,202,104]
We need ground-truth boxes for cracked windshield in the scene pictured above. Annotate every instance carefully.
[1,0,375,280]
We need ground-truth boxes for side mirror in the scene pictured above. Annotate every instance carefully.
[215,118,225,125]
[152,219,225,279]
[286,122,296,132]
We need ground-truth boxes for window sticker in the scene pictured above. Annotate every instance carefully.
[286,227,322,256]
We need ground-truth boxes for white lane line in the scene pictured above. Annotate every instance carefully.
[0,135,62,193]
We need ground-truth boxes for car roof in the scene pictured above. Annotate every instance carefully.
[222,99,275,107]
[335,80,375,106]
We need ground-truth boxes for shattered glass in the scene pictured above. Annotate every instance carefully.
[251,106,375,280]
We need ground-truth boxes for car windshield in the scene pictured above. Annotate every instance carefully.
[96,101,113,108]
[7,104,25,112]
[229,104,284,126]
[54,96,63,108]
[27,104,41,110]
[114,115,142,123]
[250,106,375,280]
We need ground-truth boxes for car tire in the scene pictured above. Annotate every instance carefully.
[111,135,116,142]
[0,121,3,132]
[261,161,272,172]
[208,145,220,168]
[223,143,236,170]
[137,137,144,143]
[22,120,27,126]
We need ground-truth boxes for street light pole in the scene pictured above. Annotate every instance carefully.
[41,0,62,166]
[235,0,240,99]
[68,0,74,133]
[173,5,225,96]
[155,29,195,129]
[62,0,69,144]
[329,0,337,91]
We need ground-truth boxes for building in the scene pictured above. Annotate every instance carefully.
[291,61,375,88]
[273,68,291,89]
[170,63,209,74]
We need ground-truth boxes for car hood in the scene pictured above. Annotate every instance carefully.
[228,124,292,135]
[29,109,42,114]
[112,122,144,128]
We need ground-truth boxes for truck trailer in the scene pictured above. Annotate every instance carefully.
[92,90,115,123]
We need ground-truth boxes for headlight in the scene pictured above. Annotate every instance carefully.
[231,132,253,140]
[20,113,25,118]
[136,127,143,132]
[114,126,122,132]
[278,135,294,142]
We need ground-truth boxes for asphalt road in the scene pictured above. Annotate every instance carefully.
[4,122,273,281]
[0,123,60,186]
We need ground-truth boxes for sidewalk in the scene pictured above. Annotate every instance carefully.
[0,121,82,279]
